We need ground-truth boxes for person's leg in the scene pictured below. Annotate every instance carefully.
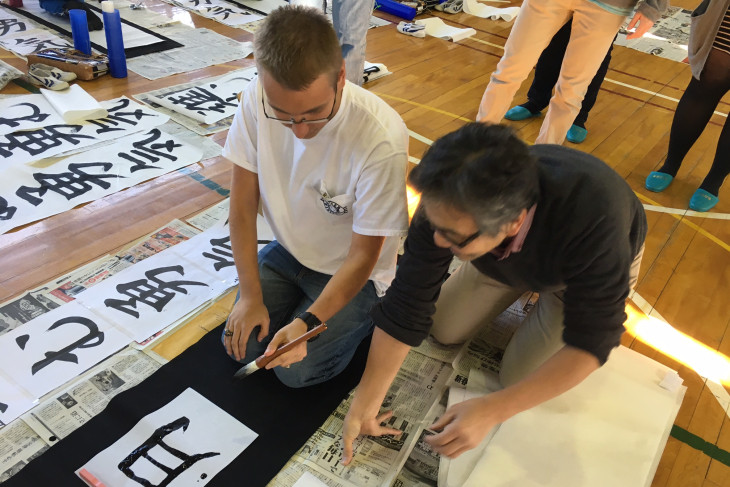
[572,34,615,129]
[523,20,573,114]
[273,273,378,388]
[500,245,644,386]
[332,0,376,86]
[536,1,625,144]
[430,262,525,345]
[477,0,572,122]
[222,242,305,363]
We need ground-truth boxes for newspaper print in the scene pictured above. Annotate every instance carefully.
[0,128,202,234]
[615,7,691,62]
[268,351,451,487]
[0,348,162,481]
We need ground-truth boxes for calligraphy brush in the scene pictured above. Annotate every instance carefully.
[234,323,327,379]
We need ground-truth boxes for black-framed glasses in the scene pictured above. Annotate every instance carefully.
[419,212,481,248]
[262,86,338,125]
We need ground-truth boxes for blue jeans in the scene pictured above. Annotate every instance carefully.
[224,241,377,388]
[329,0,376,85]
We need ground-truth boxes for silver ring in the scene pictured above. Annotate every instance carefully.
[224,329,234,337]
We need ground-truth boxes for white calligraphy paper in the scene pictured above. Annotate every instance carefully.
[463,0,520,21]
[0,373,37,427]
[78,251,227,341]
[168,0,264,27]
[170,215,274,285]
[0,94,66,136]
[0,301,129,401]
[150,69,253,124]
[78,388,257,487]
[0,96,169,167]
[414,18,476,43]
[0,127,202,235]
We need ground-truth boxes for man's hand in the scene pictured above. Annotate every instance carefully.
[425,395,503,458]
[262,319,308,368]
[342,410,403,466]
[224,298,269,361]
[626,13,654,39]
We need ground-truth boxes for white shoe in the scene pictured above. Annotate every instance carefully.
[397,21,426,38]
[29,63,77,82]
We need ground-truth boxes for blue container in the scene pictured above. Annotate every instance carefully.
[102,9,127,78]
[69,9,91,55]
[374,0,417,21]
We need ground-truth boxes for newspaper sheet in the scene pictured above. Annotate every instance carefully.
[0,220,199,336]
[268,351,451,487]
[615,7,691,62]
[187,198,231,231]
[134,68,257,135]
[0,348,163,481]
[127,26,253,80]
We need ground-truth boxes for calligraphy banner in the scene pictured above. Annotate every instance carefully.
[170,215,274,285]
[149,69,252,124]
[0,94,66,137]
[0,9,72,56]
[163,0,263,28]
[0,301,129,402]
[0,127,202,234]
[0,97,169,167]
[78,251,228,342]
[0,374,35,427]
[78,388,257,487]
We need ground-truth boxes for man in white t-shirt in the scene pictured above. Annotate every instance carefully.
[221,5,409,388]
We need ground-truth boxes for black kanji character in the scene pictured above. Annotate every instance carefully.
[87,98,157,135]
[104,265,208,318]
[117,129,182,172]
[16,162,122,206]
[118,416,219,487]
[0,125,93,159]
[0,102,50,129]
[0,197,17,221]
[201,236,234,271]
[167,85,238,117]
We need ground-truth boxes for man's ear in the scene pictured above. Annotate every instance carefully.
[338,59,346,86]
[505,209,528,237]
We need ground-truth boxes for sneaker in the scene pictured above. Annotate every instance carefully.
[27,66,70,90]
[397,21,426,38]
[29,63,77,82]
[436,0,463,13]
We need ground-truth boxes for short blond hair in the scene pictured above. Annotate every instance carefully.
[254,5,342,90]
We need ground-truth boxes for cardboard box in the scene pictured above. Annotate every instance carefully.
[27,48,109,80]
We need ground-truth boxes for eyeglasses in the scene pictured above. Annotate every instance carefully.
[421,214,481,248]
[262,87,338,125]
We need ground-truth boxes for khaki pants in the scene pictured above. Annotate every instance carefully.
[477,0,626,144]
[431,246,644,386]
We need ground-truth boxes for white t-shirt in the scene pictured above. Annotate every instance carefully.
[222,78,409,295]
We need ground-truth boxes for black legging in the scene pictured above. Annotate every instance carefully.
[658,48,730,196]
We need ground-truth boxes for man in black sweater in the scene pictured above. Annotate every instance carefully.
[341,123,646,463]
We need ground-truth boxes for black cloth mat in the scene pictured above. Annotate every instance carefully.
[4,323,369,487]
[1,4,182,59]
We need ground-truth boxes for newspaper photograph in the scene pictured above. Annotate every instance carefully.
[269,351,451,487]
[115,219,200,264]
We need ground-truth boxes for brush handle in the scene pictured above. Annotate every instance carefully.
[254,323,327,368]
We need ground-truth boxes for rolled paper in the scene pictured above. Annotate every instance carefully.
[102,8,127,78]
[69,9,92,55]
[101,0,115,13]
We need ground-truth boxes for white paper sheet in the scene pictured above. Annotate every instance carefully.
[293,471,329,487]
[78,388,257,487]
[0,301,129,401]
[78,251,227,341]
[463,0,520,21]
[0,94,66,136]
[40,85,108,123]
[415,18,476,43]
[462,346,685,487]
[169,215,273,286]
[0,127,202,235]
[0,373,37,427]
[150,69,253,124]
[0,96,168,167]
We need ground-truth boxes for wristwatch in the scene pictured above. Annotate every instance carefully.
[297,311,322,341]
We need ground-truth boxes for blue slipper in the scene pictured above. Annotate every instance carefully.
[566,125,587,144]
[689,189,719,212]
[645,171,674,193]
[504,105,539,121]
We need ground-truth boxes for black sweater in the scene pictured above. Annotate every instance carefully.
[371,144,647,364]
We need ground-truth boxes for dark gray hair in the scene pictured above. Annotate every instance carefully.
[409,123,539,236]
[254,5,342,90]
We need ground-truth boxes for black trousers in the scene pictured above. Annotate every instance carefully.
[526,19,615,127]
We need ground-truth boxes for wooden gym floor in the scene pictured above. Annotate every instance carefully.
[1,1,729,485]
